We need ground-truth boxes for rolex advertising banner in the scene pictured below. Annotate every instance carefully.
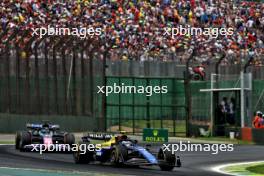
[143,128,168,142]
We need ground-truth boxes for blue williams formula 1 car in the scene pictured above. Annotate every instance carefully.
[73,134,181,171]
[15,122,75,151]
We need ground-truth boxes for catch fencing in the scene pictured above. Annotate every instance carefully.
[0,30,264,134]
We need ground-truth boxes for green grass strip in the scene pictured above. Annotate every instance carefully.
[224,162,264,176]
[246,164,264,175]
[0,141,14,144]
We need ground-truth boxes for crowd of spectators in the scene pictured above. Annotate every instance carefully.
[0,0,263,65]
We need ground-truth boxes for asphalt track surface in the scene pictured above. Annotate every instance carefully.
[0,145,264,176]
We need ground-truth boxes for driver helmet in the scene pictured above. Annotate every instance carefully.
[121,135,128,140]
[43,123,49,128]
[42,123,50,133]
[256,111,263,117]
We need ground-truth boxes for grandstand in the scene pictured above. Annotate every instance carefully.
[0,0,263,62]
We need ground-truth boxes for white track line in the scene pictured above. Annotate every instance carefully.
[0,144,13,146]
[0,167,133,176]
[211,160,264,176]
[0,166,51,172]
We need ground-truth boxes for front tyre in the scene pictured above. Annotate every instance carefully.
[110,144,127,167]
[158,148,176,171]
[110,150,119,166]
[15,132,21,150]
[19,132,31,152]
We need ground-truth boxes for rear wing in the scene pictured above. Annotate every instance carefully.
[26,123,43,129]
[85,133,113,140]
[26,123,60,130]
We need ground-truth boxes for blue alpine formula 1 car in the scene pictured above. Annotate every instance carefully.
[15,122,75,152]
[73,134,181,171]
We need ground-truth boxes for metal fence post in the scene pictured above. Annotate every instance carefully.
[24,36,38,114]
[72,41,77,115]
[33,36,48,114]
[101,43,112,132]
[146,78,150,128]
[102,46,108,132]
[60,38,73,114]
[44,40,51,114]
[172,78,176,136]
[160,78,163,129]
[15,44,21,113]
[184,49,196,137]
[80,40,88,115]
[44,37,58,114]
[118,77,121,131]
[4,49,11,112]
[88,47,94,117]
[15,31,30,113]
[52,37,65,114]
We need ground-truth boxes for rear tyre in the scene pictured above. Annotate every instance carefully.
[73,142,93,164]
[158,148,176,171]
[64,133,75,145]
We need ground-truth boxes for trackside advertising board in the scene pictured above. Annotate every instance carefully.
[143,128,168,142]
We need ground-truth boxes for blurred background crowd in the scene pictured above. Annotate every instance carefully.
[0,0,263,65]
